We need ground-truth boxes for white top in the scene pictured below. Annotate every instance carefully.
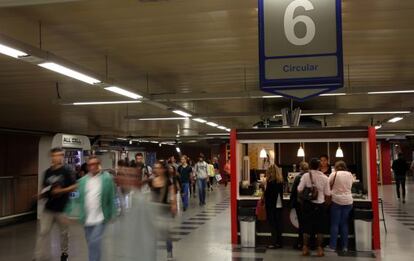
[85,173,104,226]
[329,171,354,205]
[298,170,331,204]
[195,161,209,179]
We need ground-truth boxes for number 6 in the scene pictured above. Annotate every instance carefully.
[284,0,316,46]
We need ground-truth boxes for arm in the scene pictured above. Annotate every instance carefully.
[169,184,177,215]
[51,183,78,196]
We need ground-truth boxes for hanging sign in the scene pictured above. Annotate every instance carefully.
[259,0,343,100]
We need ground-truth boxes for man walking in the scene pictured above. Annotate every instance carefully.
[34,148,76,261]
[194,154,209,206]
[78,156,116,261]
[392,153,409,203]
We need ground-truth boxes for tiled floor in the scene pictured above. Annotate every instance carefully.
[0,180,414,261]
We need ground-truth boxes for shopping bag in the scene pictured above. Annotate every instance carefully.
[215,174,223,182]
[255,199,267,221]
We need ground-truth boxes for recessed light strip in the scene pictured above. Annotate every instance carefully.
[193,118,207,123]
[138,117,187,121]
[172,110,192,117]
[39,62,101,85]
[388,117,403,123]
[319,93,346,97]
[368,90,414,95]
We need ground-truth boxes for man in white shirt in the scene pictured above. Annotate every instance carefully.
[78,156,116,261]
[297,158,331,257]
[194,154,209,206]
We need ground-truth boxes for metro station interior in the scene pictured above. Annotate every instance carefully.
[0,0,413,261]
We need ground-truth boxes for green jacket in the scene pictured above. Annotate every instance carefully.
[77,171,116,225]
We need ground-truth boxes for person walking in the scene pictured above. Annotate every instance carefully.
[135,153,152,180]
[77,156,116,261]
[207,160,215,192]
[178,155,192,211]
[290,161,309,250]
[149,161,177,260]
[34,148,76,261]
[194,154,209,206]
[392,153,409,203]
[223,159,231,187]
[298,158,331,257]
[264,164,285,249]
[325,160,354,253]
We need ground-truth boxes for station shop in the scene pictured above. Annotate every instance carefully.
[229,127,381,250]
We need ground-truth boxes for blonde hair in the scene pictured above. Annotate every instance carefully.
[266,164,284,183]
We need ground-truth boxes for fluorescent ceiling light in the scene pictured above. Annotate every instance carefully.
[39,62,101,85]
[116,138,128,141]
[297,145,305,157]
[262,95,283,98]
[348,111,411,115]
[335,143,344,158]
[206,133,230,136]
[375,124,382,130]
[138,117,187,121]
[319,93,346,97]
[368,90,414,95]
[0,43,28,58]
[72,101,142,105]
[259,148,267,158]
[172,110,192,117]
[217,126,227,130]
[105,86,142,99]
[206,122,219,127]
[176,147,181,153]
[193,118,207,123]
[301,112,334,116]
[225,128,231,132]
[388,117,403,123]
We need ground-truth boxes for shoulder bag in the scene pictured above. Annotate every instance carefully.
[303,171,319,201]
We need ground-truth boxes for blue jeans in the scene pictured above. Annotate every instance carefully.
[84,223,105,261]
[197,179,207,205]
[182,183,190,209]
[330,203,353,249]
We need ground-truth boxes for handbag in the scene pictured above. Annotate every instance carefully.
[256,198,267,221]
[302,171,318,202]
[215,174,223,182]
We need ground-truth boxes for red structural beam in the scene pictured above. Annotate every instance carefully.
[369,126,381,249]
[230,129,238,245]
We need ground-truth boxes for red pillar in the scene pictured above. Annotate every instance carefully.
[368,127,381,249]
[380,142,392,185]
[230,129,238,245]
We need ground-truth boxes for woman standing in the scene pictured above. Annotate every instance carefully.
[319,154,332,176]
[326,161,354,253]
[264,164,284,249]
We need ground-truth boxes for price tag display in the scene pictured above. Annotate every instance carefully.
[259,0,343,100]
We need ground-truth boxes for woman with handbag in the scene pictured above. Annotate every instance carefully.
[325,160,354,253]
[298,158,331,257]
[264,164,284,249]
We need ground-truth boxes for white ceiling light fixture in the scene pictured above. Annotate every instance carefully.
[0,43,28,58]
[193,118,207,123]
[172,110,192,117]
[368,90,414,95]
[301,112,334,116]
[206,122,219,127]
[297,143,305,157]
[388,117,404,123]
[104,86,142,99]
[39,62,101,85]
[336,142,344,158]
[347,111,411,115]
[259,148,267,158]
[72,101,142,105]
[217,126,227,130]
[262,95,283,99]
[176,147,181,153]
[138,117,187,121]
[319,93,346,97]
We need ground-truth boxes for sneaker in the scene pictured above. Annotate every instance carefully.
[61,253,68,261]
[324,246,336,252]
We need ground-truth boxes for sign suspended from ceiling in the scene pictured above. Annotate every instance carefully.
[259,0,343,101]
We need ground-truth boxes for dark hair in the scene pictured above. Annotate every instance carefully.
[81,162,88,173]
[334,160,347,171]
[50,147,64,154]
[309,158,320,170]
[320,154,329,160]
[135,153,143,158]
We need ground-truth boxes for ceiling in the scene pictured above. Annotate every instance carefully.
[0,0,413,140]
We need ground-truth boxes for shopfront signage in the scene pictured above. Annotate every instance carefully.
[259,0,343,100]
[62,134,83,147]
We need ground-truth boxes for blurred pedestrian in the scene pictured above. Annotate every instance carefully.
[207,159,215,192]
[392,153,409,203]
[78,156,116,261]
[223,159,231,187]
[178,155,192,211]
[194,154,209,206]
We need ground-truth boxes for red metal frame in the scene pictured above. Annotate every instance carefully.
[368,127,381,249]
[230,129,238,244]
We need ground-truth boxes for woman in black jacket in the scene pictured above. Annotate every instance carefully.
[264,164,284,249]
